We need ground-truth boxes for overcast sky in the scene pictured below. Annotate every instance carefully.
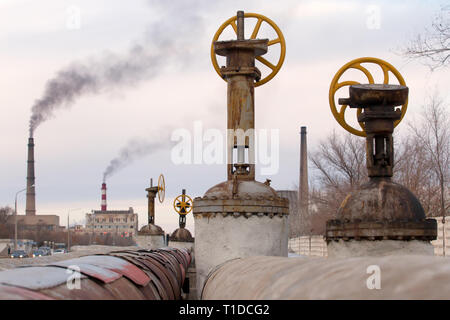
[1,0,449,235]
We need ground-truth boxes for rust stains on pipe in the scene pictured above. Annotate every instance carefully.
[0,248,191,300]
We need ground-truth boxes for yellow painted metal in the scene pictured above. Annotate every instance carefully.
[329,57,408,137]
[157,174,165,203]
[211,13,286,87]
[173,194,193,215]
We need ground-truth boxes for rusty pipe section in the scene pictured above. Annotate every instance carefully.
[214,11,268,180]
[202,255,450,299]
[0,248,191,300]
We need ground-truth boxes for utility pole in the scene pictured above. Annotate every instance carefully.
[67,214,69,251]
[14,187,29,251]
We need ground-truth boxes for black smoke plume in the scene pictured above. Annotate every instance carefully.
[103,138,164,182]
[103,127,173,182]
[28,0,210,136]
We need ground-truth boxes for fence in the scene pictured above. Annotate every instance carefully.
[288,236,327,257]
[431,216,450,256]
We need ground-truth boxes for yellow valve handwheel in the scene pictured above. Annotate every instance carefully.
[329,57,408,137]
[173,194,193,215]
[157,174,165,203]
[211,13,286,87]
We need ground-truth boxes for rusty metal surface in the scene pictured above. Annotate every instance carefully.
[137,258,173,299]
[326,84,437,243]
[0,248,191,300]
[0,266,85,290]
[40,278,116,300]
[332,178,430,223]
[111,254,167,299]
[339,84,408,108]
[49,260,122,284]
[103,277,147,300]
[212,11,270,181]
[194,179,289,219]
[109,249,191,300]
[71,255,150,286]
[143,252,180,299]
[0,284,54,300]
[139,179,164,235]
[138,223,164,235]
[109,251,175,299]
[326,220,437,241]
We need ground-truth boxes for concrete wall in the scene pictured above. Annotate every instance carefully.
[136,234,165,249]
[277,190,299,237]
[195,214,288,298]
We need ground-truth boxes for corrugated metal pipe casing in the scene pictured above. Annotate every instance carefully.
[0,248,191,300]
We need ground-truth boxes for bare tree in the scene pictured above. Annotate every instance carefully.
[0,206,13,225]
[405,95,450,217]
[308,131,366,234]
[403,5,450,70]
[394,134,440,216]
[0,206,14,238]
[305,95,448,235]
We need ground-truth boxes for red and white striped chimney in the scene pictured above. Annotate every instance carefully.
[101,183,107,211]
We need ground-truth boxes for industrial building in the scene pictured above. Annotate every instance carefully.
[85,208,138,238]
[84,183,138,238]
[10,215,62,232]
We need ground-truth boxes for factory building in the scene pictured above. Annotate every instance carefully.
[85,208,138,238]
[7,214,62,232]
[84,183,139,238]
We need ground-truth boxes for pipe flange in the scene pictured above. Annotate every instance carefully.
[325,219,437,242]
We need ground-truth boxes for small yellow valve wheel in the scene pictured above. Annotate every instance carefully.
[211,13,286,87]
[173,194,193,215]
[157,174,165,203]
[329,57,408,137]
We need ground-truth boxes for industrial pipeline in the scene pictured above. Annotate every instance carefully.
[202,255,450,299]
[0,247,191,300]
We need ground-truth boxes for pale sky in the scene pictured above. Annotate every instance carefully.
[1,0,449,235]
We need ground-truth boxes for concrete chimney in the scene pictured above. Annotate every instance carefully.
[299,126,309,217]
[25,137,36,216]
[101,183,107,211]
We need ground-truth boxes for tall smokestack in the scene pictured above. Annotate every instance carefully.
[299,126,309,217]
[25,137,36,216]
[101,183,107,211]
